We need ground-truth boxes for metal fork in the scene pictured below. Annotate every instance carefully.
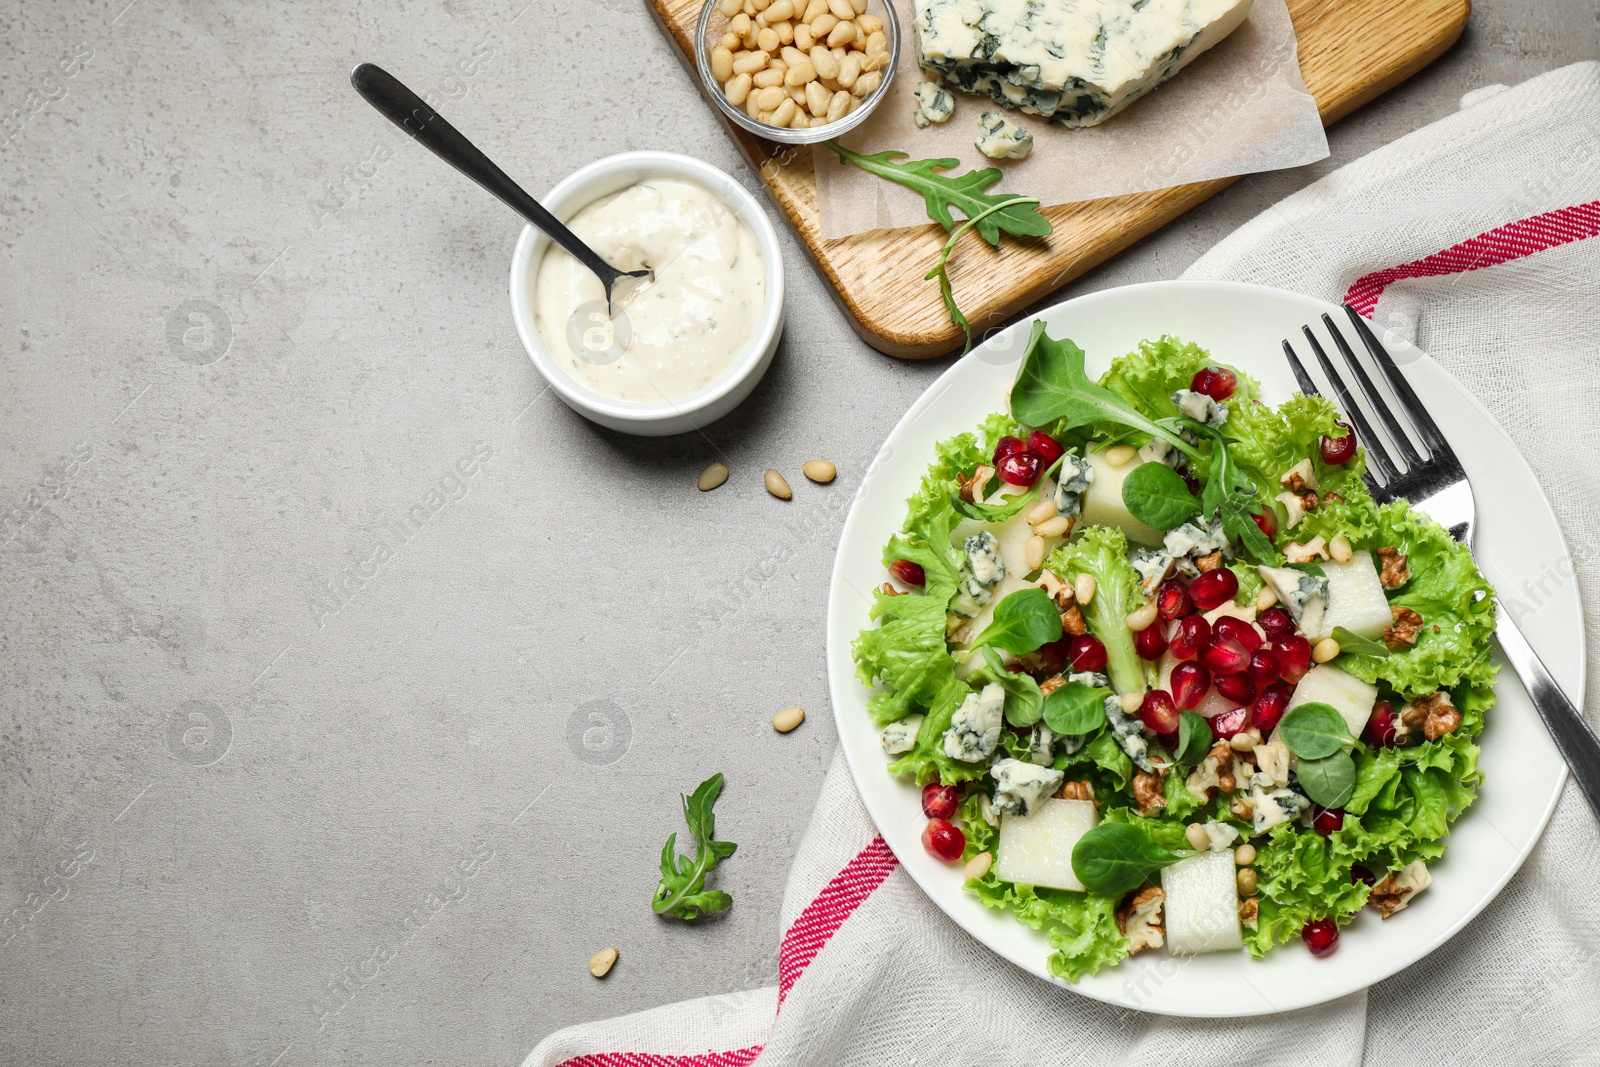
[1284,305,1600,819]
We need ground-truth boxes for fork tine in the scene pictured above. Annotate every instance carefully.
[1322,313,1425,469]
[1281,340,1321,396]
[1343,305,1453,459]
[1300,326,1400,483]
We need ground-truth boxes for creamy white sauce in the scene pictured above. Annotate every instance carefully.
[533,179,764,404]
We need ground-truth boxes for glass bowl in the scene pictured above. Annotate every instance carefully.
[693,0,901,146]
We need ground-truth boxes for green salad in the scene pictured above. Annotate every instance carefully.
[853,323,1496,978]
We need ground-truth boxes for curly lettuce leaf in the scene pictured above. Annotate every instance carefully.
[1243,822,1370,956]
[1225,393,1379,546]
[1098,336,1261,429]
[960,794,1129,981]
[1043,526,1148,695]
[1335,716,1483,872]
[1337,502,1498,697]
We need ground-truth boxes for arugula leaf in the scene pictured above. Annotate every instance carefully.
[1297,751,1357,808]
[1121,462,1201,530]
[977,647,1044,726]
[1279,702,1354,760]
[651,774,738,920]
[1042,681,1109,735]
[973,587,1063,655]
[925,196,1041,354]
[1010,324,1202,459]
[1189,422,1277,565]
[1071,822,1184,896]
[1173,711,1213,766]
[1332,626,1390,658]
[823,141,1052,246]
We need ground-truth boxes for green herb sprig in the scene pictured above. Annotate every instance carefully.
[1279,702,1362,809]
[652,773,738,920]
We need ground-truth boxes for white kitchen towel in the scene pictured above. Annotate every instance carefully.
[523,61,1600,1067]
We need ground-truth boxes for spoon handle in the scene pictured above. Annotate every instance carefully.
[349,62,619,286]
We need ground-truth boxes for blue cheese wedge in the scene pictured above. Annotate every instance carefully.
[990,757,1066,817]
[915,0,1256,127]
[1171,388,1229,428]
[1027,723,1056,765]
[944,682,1006,762]
[975,110,1034,158]
[1104,694,1155,771]
[1258,565,1329,638]
[881,714,924,755]
[1053,450,1093,515]
[913,81,956,126]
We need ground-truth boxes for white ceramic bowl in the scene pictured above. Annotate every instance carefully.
[509,151,784,436]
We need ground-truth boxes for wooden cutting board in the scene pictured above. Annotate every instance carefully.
[646,0,1470,359]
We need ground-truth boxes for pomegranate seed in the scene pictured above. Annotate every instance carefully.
[1135,623,1168,661]
[1190,365,1239,401]
[1156,729,1180,750]
[1312,806,1345,835]
[1199,634,1251,675]
[1252,681,1293,733]
[922,783,959,820]
[1351,865,1377,886]
[1248,648,1281,684]
[889,558,926,587]
[922,818,965,862]
[1211,704,1251,739]
[1189,568,1239,611]
[1169,615,1212,660]
[1032,637,1069,677]
[1302,918,1339,957]
[1067,634,1108,673]
[1273,635,1313,684]
[1139,689,1180,734]
[1213,616,1263,653]
[1026,431,1065,464]
[1258,606,1297,639]
[1252,507,1278,539]
[1215,671,1257,705]
[997,450,1045,487]
[1171,662,1211,710]
[1320,422,1357,466]
[993,435,1026,464]
[1179,467,1203,497]
[1156,578,1193,621]
[1364,699,1399,747]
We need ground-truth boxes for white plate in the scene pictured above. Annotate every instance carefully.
[826,280,1580,1017]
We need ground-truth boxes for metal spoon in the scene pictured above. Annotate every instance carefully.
[350,62,651,316]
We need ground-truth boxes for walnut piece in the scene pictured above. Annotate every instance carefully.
[1195,550,1224,573]
[1132,769,1167,814]
[878,582,903,597]
[1238,896,1260,931]
[1055,779,1096,802]
[1284,536,1330,563]
[1376,546,1410,589]
[1229,796,1253,820]
[1399,691,1460,743]
[959,464,995,503]
[1368,860,1433,919]
[1385,605,1424,649]
[1116,886,1166,954]
[1039,674,1065,696]
[1060,598,1087,636]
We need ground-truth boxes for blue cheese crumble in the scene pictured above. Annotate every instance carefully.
[990,757,1065,817]
[952,531,1006,617]
[1172,388,1229,428]
[1104,694,1155,772]
[880,714,924,755]
[1130,547,1176,594]
[943,683,1005,762]
[1248,782,1310,835]
[1028,723,1056,766]
[913,81,956,127]
[1163,519,1227,560]
[1053,450,1093,515]
[975,110,1034,159]
[1258,565,1329,636]
[1139,439,1179,467]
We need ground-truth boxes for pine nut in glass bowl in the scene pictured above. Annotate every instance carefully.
[695,0,900,145]
[509,151,785,437]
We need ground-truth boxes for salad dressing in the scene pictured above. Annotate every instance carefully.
[533,179,764,404]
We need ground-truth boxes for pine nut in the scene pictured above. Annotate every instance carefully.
[711,46,735,81]
[826,19,857,47]
[1236,868,1258,895]
[1026,499,1057,526]
[1035,515,1070,538]
[827,0,854,17]
[1230,727,1262,752]
[850,69,880,97]
[751,0,770,9]
[1185,824,1209,851]
[809,43,840,79]
[758,26,781,52]
[729,11,751,34]
[963,851,993,880]
[1312,637,1341,663]
[770,97,797,126]
[1025,535,1046,572]
[1234,843,1256,866]
[787,84,806,105]
[744,93,762,119]
[1105,444,1137,467]
[835,51,861,88]
[802,459,836,483]
[1074,573,1096,606]
[809,12,837,35]
[698,462,730,491]
[865,29,887,54]
[588,948,619,978]
[765,469,792,499]
[720,31,740,50]
[860,50,886,72]
[1126,601,1158,631]
[856,12,881,33]
[776,20,793,44]
[732,49,769,74]
[793,23,814,49]
[781,44,807,65]
[753,68,785,89]
[719,0,743,15]
[805,79,830,115]
[724,72,753,105]
[1255,585,1278,611]
[849,0,866,13]
[755,84,787,109]
[772,705,805,732]
[1120,692,1144,714]
[764,0,795,18]
[785,60,817,85]
[825,89,849,122]
[1330,534,1353,563]
[802,0,828,20]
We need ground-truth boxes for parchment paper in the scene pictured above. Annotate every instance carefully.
[815,0,1328,239]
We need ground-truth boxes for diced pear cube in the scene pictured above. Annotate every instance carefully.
[1318,549,1393,641]
[1281,663,1379,741]
[1078,448,1163,547]
[1162,850,1242,955]
[994,798,1098,892]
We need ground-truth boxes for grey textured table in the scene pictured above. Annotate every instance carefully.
[1,2,1594,1063]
